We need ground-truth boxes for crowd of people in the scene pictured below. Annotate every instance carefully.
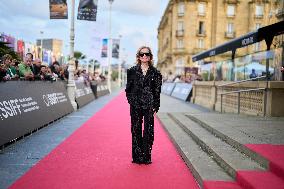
[0,53,68,82]
[0,53,107,84]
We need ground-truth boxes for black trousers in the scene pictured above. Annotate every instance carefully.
[130,106,154,162]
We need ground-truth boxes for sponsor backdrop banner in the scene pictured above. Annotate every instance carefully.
[161,82,176,96]
[49,0,68,19]
[17,40,25,59]
[0,81,73,146]
[75,81,95,108]
[95,81,109,97]
[77,0,98,21]
[101,38,108,58]
[170,83,193,101]
[112,38,120,58]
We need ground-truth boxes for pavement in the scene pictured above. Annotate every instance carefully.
[158,94,284,146]
[157,94,284,188]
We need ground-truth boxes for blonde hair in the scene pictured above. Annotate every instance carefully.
[135,46,154,65]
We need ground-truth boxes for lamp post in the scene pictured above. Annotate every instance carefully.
[67,0,77,110]
[118,35,122,87]
[107,0,114,93]
[40,31,44,62]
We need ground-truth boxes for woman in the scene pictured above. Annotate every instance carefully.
[125,46,162,165]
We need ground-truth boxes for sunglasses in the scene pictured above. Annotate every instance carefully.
[139,52,151,57]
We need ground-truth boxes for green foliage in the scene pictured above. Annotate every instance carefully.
[201,72,209,81]
[74,51,86,60]
[0,42,21,60]
[201,71,214,81]
[111,70,118,81]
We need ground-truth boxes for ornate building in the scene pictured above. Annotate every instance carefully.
[157,0,284,77]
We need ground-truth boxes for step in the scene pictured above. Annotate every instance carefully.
[237,171,284,189]
[203,181,242,189]
[185,113,284,180]
[168,113,265,179]
[245,143,284,181]
[156,113,235,188]
[184,113,269,169]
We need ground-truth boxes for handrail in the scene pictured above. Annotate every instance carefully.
[219,88,265,95]
[217,76,267,87]
[220,87,266,115]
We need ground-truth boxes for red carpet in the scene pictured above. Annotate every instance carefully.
[246,144,284,180]
[9,92,200,189]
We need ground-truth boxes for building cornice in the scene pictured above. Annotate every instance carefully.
[158,0,174,31]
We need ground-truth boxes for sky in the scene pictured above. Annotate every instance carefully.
[0,0,168,66]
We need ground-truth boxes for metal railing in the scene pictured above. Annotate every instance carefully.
[218,76,268,116]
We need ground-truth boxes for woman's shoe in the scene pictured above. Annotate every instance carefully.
[132,160,143,164]
[143,160,152,164]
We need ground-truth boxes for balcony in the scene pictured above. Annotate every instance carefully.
[196,30,206,37]
[198,12,206,17]
[225,31,236,39]
[176,30,184,37]
[254,14,264,19]
[173,48,186,55]
[178,12,184,17]
[223,0,240,4]
[193,48,206,54]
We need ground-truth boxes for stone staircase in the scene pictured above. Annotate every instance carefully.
[157,112,284,189]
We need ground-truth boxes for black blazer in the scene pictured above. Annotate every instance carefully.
[125,64,162,112]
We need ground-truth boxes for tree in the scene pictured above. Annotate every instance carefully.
[74,51,86,60]
[0,42,20,60]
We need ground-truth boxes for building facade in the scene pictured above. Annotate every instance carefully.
[36,39,63,64]
[157,0,284,77]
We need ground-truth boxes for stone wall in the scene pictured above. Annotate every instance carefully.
[191,81,284,117]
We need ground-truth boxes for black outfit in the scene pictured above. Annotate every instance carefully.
[125,63,162,164]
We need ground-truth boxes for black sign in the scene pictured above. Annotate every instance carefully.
[77,0,98,21]
[96,81,110,97]
[192,21,284,62]
[0,81,73,146]
[75,81,95,108]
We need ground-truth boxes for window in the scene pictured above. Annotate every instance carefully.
[198,39,204,48]
[177,39,184,48]
[227,5,235,17]
[227,23,234,33]
[178,21,184,31]
[255,23,261,29]
[198,21,205,34]
[255,5,264,16]
[175,58,184,75]
[198,3,205,16]
[178,2,185,16]
[175,58,185,67]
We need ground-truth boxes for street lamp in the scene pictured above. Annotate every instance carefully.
[66,0,77,110]
[118,34,122,87]
[108,0,114,93]
[40,31,44,62]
